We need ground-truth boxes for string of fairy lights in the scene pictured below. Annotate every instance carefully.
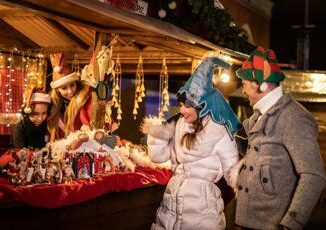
[0,47,240,126]
[0,48,46,126]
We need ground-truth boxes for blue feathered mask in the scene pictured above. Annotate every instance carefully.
[178,57,241,137]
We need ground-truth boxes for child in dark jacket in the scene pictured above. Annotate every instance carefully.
[12,87,51,149]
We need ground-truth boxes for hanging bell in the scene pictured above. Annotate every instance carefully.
[137,96,142,102]
[112,96,117,104]
[140,83,145,91]
[140,91,146,97]
[117,114,122,120]
[163,104,168,112]
[117,107,122,114]
[114,101,119,108]
[115,84,120,91]
[133,107,138,115]
[134,101,139,109]
[163,87,168,95]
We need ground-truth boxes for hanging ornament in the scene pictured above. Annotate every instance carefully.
[133,54,145,120]
[158,54,170,119]
[114,54,123,124]
[168,1,177,10]
[158,9,167,18]
[71,54,81,76]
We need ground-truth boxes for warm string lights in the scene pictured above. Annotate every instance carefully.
[158,54,170,119]
[112,54,123,124]
[6,51,14,115]
[132,54,146,120]
[25,52,45,88]
[21,52,28,106]
[0,48,46,128]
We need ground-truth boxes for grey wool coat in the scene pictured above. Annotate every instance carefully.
[235,93,326,229]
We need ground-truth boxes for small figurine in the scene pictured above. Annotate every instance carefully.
[94,130,117,149]
[68,133,90,150]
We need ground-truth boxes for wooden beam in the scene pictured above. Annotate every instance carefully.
[0,18,40,48]
[45,18,90,50]
[126,36,207,59]
[0,9,34,17]
[0,0,150,36]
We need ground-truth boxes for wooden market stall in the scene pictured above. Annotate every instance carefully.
[0,0,244,229]
[0,0,247,145]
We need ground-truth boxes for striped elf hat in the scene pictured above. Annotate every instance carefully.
[236,47,285,84]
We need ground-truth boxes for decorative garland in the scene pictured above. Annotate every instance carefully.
[148,0,254,53]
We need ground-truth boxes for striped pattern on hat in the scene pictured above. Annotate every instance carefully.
[236,47,285,83]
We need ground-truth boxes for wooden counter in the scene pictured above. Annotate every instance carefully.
[0,185,165,230]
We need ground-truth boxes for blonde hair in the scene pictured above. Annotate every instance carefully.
[48,81,91,141]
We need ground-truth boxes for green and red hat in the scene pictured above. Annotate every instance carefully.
[236,47,285,83]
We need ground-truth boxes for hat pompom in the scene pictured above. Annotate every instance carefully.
[53,66,62,73]
[24,106,32,114]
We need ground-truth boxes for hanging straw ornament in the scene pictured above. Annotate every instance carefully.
[71,54,81,76]
[133,54,145,119]
[158,54,170,119]
[114,54,123,124]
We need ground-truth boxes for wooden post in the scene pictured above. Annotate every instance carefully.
[91,32,111,129]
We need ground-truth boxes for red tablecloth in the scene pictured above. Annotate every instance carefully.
[0,166,172,209]
[0,150,234,209]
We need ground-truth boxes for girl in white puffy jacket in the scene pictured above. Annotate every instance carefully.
[142,57,241,230]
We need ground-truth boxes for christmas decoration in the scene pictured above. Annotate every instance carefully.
[133,54,146,119]
[112,54,123,124]
[158,54,170,119]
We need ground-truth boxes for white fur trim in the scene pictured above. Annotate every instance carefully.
[31,92,51,104]
[53,66,62,73]
[50,72,79,89]
[142,116,175,141]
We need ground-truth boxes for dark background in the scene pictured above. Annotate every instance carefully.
[270,0,326,70]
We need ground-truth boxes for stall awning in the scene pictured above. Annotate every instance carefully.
[0,0,247,74]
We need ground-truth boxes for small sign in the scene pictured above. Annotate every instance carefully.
[135,0,148,16]
[101,0,148,16]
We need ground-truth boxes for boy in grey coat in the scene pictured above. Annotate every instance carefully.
[233,47,326,229]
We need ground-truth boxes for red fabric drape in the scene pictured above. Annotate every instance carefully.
[0,166,172,209]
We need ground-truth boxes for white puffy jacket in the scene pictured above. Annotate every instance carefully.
[146,115,239,230]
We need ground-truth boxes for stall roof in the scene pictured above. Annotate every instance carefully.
[0,0,248,74]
